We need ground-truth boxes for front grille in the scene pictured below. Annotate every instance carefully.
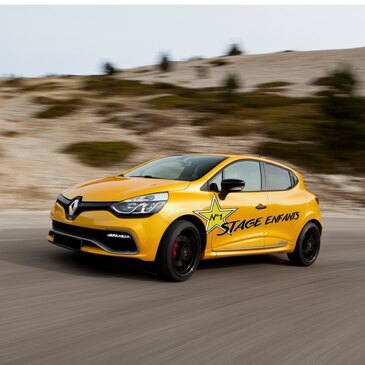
[57,195,112,220]
[56,195,152,219]
[52,221,138,253]
[53,232,81,251]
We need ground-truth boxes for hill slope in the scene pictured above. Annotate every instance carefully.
[0,47,364,211]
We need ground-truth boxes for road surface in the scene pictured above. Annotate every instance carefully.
[0,213,364,364]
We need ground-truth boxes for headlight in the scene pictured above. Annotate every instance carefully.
[111,192,168,215]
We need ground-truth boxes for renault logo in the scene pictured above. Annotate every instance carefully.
[68,197,81,218]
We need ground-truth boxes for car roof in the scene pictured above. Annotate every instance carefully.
[170,153,298,174]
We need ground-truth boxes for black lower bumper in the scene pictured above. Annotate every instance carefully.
[49,221,138,254]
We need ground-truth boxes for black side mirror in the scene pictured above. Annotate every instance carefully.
[209,182,219,192]
[219,179,245,200]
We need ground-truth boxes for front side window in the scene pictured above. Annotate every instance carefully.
[264,163,292,191]
[209,160,262,192]
[125,155,227,182]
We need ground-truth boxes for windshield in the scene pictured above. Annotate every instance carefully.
[125,155,227,181]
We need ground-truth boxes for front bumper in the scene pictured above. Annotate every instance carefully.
[49,201,170,261]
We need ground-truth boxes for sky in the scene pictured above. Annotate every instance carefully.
[0,5,364,76]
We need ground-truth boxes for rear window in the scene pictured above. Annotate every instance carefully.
[265,163,292,191]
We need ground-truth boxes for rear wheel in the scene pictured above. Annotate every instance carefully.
[288,222,321,266]
[157,220,201,282]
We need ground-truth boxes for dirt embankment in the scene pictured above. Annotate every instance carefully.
[0,47,364,211]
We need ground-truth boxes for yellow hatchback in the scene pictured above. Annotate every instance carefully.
[49,154,322,281]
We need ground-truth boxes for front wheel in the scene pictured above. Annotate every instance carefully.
[156,220,201,282]
[288,222,321,266]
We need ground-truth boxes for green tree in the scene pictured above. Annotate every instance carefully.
[103,62,116,76]
[159,54,171,72]
[226,44,243,56]
[222,74,241,97]
[315,66,365,170]
[314,65,357,96]
[315,65,364,121]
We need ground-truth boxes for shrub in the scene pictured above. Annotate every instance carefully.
[261,116,319,142]
[32,96,56,105]
[35,98,84,119]
[20,82,61,92]
[201,120,252,137]
[103,62,117,76]
[208,59,229,67]
[3,77,23,88]
[190,115,216,126]
[242,92,295,108]
[321,95,365,121]
[256,81,292,89]
[226,44,243,56]
[314,65,364,121]
[194,65,209,79]
[159,54,171,72]
[313,65,357,96]
[312,66,365,162]
[96,102,124,116]
[318,119,365,159]
[222,74,241,97]
[102,116,124,125]
[149,95,198,109]
[83,76,183,97]
[62,141,137,167]
[1,130,19,137]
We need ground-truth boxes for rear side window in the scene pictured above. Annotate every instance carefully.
[264,163,292,191]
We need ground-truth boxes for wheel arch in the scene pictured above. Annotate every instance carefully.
[306,218,323,235]
[156,214,207,260]
[175,215,207,254]
[289,217,322,254]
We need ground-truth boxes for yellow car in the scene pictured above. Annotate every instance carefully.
[49,154,322,281]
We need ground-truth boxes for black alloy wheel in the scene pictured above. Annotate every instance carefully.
[288,222,321,266]
[157,220,201,282]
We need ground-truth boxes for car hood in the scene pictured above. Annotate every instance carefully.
[62,176,190,202]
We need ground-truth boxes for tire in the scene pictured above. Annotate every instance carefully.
[156,220,201,282]
[288,222,321,266]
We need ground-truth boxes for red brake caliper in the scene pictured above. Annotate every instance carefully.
[172,240,179,260]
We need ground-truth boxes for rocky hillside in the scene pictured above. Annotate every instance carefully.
[0,47,364,211]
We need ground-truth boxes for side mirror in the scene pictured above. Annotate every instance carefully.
[219,179,245,200]
[209,182,219,192]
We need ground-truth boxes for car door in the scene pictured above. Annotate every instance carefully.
[263,162,304,249]
[208,160,268,252]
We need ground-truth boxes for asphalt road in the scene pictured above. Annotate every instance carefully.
[0,214,364,364]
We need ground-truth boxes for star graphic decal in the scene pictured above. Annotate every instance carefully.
[194,194,237,234]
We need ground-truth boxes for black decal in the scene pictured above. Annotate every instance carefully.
[235,220,246,231]
[254,217,263,227]
[265,216,273,225]
[210,213,223,222]
[217,222,230,236]
[245,218,256,229]
[229,220,240,234]
[276,214,284,223]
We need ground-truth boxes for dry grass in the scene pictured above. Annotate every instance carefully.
[102,112,174,134]
[1,130,19,137]
[201,120,253,137]
[34,98,85,119]
[207,59,230,67]
[62,141,137,167]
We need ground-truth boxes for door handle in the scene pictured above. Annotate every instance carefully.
[256,204,267,210]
